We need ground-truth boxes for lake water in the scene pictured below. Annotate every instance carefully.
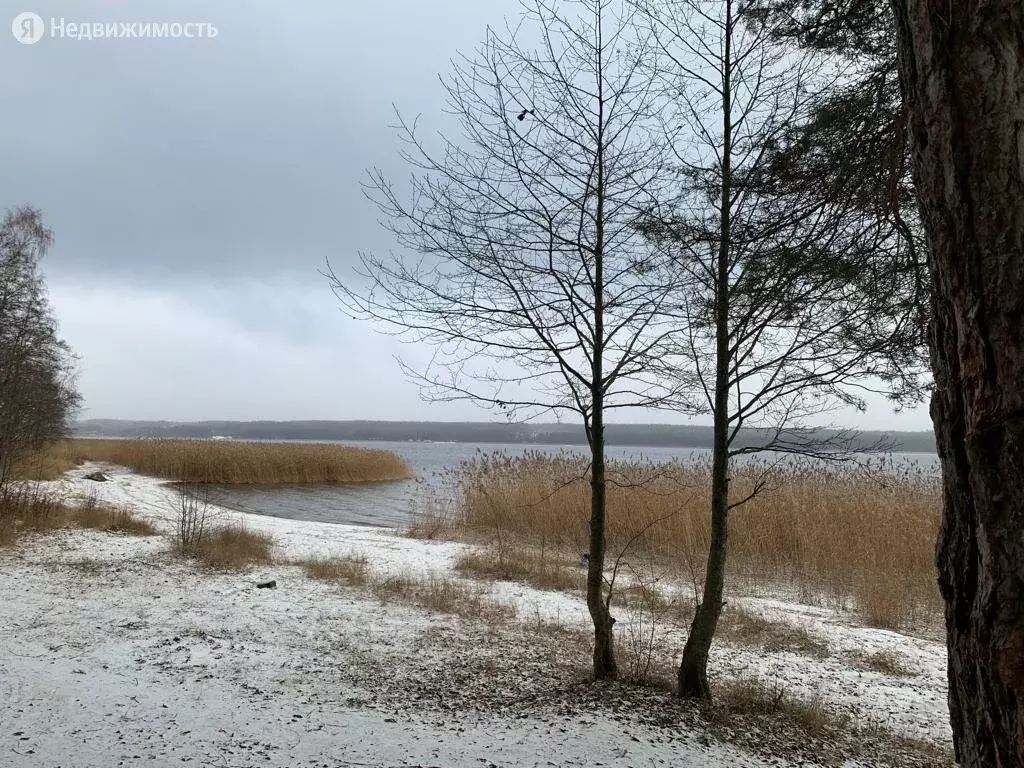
[204,440,940,529]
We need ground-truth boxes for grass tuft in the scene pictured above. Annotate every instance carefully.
[717,604,830,657]
[455,546,584,592]
[0,489,70,545]
[297,555,370,586]
[295,550,519,624]
[374,573,516,623]
[718,675,843,738]
[1,489,156,544]
[861,649,917,677]
[188,525,274,570]
[72,503,158,536]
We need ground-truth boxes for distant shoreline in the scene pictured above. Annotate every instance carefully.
[74,419,938,454]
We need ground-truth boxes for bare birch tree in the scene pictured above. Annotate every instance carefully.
[0,207,80,488]
[636,0,928,698]
[327,0,686,680]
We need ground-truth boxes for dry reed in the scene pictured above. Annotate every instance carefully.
[57,438,411,485]
[415,451,943,632]
[10,441,83,480]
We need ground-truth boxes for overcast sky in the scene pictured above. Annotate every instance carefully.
[2,0,933,430]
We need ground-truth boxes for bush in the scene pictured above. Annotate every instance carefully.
[175,481,211,553]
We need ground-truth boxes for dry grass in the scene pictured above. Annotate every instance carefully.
[10,441,83,480]
[712,674,952,766]
[72,502,158,536]
[861,649,917,678]
[373,573,516,623]
[187,525,274,570]
[0,488,70,545]
[297,554,370,586]
[455,546,584,592]
[415,451,943,632]
[0,489,156,545]
[57,438,412,485]
[294,548,518,623]
[718,604,830,657]
[718,674,842,738]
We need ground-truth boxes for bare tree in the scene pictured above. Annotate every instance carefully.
[175,480,211,553]
[892,2,1024,765]
[0,207,80,488]
[636,0,928,698]
[327,0,687,680]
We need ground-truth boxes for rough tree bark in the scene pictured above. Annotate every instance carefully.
[892,1,1024,764]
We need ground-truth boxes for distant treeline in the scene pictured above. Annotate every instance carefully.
[74,419,938,453]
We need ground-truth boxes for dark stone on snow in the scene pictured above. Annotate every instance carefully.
[256,580,277,589]
[84,471,109,482]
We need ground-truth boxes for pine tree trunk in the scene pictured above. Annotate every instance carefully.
[892,2,1024,764]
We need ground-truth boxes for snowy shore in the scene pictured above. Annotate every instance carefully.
[0,463,952,767]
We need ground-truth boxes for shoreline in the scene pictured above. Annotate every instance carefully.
[0,461,953,767]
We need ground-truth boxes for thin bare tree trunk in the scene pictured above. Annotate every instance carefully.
[586,39,617,678]
[892,1,1024,764]
[328,0,675,686]
[678,0,733,700]
[587,405,617,680]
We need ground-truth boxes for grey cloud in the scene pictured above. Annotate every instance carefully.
[49,281,465,421]
[2,0,935,429]
[2,0,520,286]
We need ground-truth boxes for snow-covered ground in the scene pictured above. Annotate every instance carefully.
[0,463,953,767]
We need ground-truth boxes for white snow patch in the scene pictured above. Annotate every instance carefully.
[0,462,952,766]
